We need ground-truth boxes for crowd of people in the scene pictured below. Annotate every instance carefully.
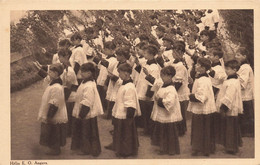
[33,9,254,158]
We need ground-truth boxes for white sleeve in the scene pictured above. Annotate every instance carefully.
[147,64,160,85]
[220,83,236,110]
[80,85,95,107]
[194,80,208,103]
[174,67,186,83]
[238,67,250,90]
[66,69,78,86]
[162,90,177,112]
[124,87,137,108]
[52,54,59,64]
[73,50,85,66]
[48,86,63,107]
[108,59,117,73]
[214,66,227,81]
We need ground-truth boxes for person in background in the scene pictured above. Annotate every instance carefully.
[105,47,131,119]
[58,49,78,137]
[207,50,227,144]
[151,66,182,155]
[216,59,243,154]
[71,62,103,156]
[93,41,118,112]
[135,44,161,136]
[70,32,87,84]
[235,47,254,137]
[106,63,141,157]
[52,39,72,64]
[187,57,216,156]
[37,63,68,155]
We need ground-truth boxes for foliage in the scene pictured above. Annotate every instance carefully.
[11,10,254,92]
[219,10,254,69]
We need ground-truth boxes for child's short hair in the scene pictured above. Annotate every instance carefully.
[143,44,158,56]
[156,25,166,33]
[173,41,186,53]
[84,27,94,35]
[212,50,223,58]
[139,34,149,41]
[136,41,147,50]
[200,30,210,37]
[104,41,116,50]
[148,39,160,49]
[58,49,72,58]
[160,65,176,77]
[117,63,132,74]
[49,63,64,76]
[162,36,174,45]
[59,39,71,47]
[70,32,82,41]
[237,47,249,57]
[80,62,96,76]
[170,28,177,35]
[224,59,240,71]
[197,57,211,70]
[116,47,131,60]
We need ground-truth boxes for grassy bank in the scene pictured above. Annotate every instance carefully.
[10,52,53,93]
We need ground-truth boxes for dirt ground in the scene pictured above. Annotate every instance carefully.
[11,80,254,160]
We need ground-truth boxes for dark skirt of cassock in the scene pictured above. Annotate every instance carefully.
[220,116,242,153]
[40,122,67,149]
[176,100,188,136]
[106,100,115,119]
[71,117,101,156]
[239,100,254,137]
[213,112,221,144]
[112,118,139,157]
[139,100,154,135]
[151,121,180,155]
[66,102,74,137]
[191,113,216,155]
[221,116,242,153]
[97,85,107,111]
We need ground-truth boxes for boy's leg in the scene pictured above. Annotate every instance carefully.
[107,101,115,119]
[143,100,153,135]
[66,102,75,137]
[240,100,254,137]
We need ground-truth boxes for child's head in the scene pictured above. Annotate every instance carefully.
[208,50,223,63]
[135,41,147,57]
[117,63,132,81]
[84,27,95,40]
[49,63,64,80]
[162,36,174,49]
[160,66,176,84]
[103,41,116,55]
[195,57,211,74]
[155,25,165,38]
[224,59,240,76]
[58,49,72,65]
[139,34,150,43]
[70,32,82,46]
[116,47,130,62]
[172,41,185,59]
[80,62,96,80]
[200,30,210,42]
[235,47,249,64]
[143,44,158,60]
[58,39,71,51]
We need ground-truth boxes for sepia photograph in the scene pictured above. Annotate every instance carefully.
[0,0,258,164]
[9,9,256,161]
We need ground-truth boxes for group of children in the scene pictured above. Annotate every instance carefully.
[35,9,254,158]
